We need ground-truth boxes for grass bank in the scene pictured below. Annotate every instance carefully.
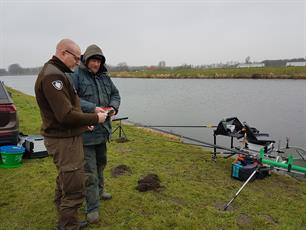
[111,66,306,79]
[1,88,306,229]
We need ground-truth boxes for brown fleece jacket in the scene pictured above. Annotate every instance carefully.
[35,56,98,138]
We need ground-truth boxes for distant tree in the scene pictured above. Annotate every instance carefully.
[245,56,251,64]
[6,63,42,75]
[8,63,23,75]
[117,62,129,71]
[0,68,8,76]
[173,64,192,70]
[262,58,306,67]
[158,61,166,68]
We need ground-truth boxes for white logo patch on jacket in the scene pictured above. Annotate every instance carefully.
[52,80,63,90]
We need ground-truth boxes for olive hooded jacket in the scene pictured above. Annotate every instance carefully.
[71,44,121,145]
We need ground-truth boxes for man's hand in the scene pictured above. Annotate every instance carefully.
[107,108,115,117]
[88,125,94,131]
[95,107,105,113]
[97,111,108,123]
[95,106,115,117]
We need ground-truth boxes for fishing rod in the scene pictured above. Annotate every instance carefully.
[136,122,299,163]
[181,141,229,150]
[178,142,260,160]
[143,125,217,128]
[137,123,278,160]
[138,125,250,158]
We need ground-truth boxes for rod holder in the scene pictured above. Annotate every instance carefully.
[112,117,128,142]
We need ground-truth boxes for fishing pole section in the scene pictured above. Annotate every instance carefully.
[140,117,276,160]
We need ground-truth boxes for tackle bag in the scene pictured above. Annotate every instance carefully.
[231,155,270,181]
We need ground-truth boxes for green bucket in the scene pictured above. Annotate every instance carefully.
[0,145,25,168]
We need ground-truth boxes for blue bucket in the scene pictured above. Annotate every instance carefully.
[0,145,25,168]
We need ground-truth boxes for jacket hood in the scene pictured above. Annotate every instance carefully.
[80,44,107,73]
[83,44,106,64]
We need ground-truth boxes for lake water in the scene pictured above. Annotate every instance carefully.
[1,75,305,149]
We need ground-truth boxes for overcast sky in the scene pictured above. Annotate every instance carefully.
[0,0,305,68]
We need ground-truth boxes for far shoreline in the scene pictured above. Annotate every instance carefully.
[1,75,305,80]
[110,75,306,80]
[1,66,305,80]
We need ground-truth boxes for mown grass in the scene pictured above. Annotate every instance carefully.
[1,89,306,229]
[6,87,41,135]
[111,66,306,79]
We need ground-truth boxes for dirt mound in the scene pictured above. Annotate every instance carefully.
[214,201,234,211]
[111,164,131,177]
[136,173,163,192]
[237,214,253,225]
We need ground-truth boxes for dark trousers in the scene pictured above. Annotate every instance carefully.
[83,142,107,213]
[44,136,85,230]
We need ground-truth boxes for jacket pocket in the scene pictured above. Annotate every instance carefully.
[44,138,58,156]
[100,78,112,95]
[81,83,94,100]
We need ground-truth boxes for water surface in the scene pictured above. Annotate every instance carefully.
[1,75,305,149]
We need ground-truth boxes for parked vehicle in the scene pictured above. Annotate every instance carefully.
[0,81,19,146]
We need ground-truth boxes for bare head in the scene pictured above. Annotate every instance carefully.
[55,38,81,71]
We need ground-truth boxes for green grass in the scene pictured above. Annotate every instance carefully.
[6,87,41,134]
[111,66,306,79]
[1,89,306,229]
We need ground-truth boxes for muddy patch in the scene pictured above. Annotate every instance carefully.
[214,201,234,211]
[170,197,186,206]
[261,214,278,224]
[136,173,163,192]
[111,164,131,177]
[0,202,9,207]
[237,214,253,225]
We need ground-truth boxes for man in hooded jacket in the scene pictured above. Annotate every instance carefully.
[71,44,120,224]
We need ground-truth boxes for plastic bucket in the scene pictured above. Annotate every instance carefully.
[0,145,25,168]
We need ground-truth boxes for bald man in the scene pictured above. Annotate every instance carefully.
[35,38,108,230]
